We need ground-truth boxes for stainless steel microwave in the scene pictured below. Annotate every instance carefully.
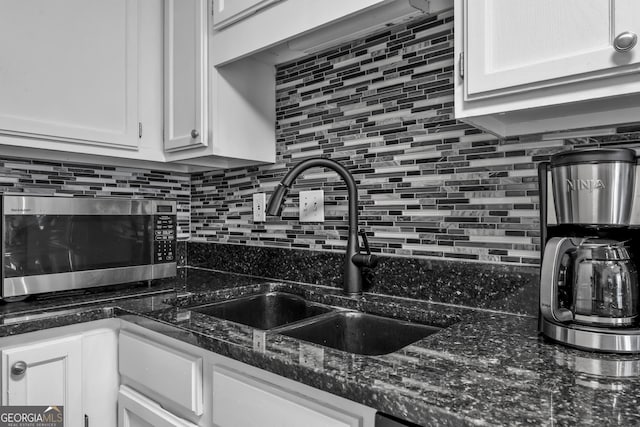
[1,195,177,299]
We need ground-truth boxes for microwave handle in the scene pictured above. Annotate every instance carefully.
[67,220,76,271]
[540,237,576,323]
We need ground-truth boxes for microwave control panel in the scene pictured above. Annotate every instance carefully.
[153,213,176,263]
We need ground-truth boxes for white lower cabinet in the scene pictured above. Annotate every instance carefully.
[118,330,204,422]
[0,320,119,427]
[0,319,377,427]
[118,386,198,427]
[119,323,376,427]
[118,330,204,426]
[212,365,364,427]
[82,327,120,426]
[1,335,82,425]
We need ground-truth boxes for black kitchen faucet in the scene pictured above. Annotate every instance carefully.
[266,158,378,295]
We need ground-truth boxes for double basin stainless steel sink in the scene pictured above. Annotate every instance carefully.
[188,292,440,356]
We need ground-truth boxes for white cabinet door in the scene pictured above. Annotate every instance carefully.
[164,0,208,152]
[211,365,363,427]
[454,0,640,136]
[82,327,119,427]
[464,0,640,99]
[1,335,82,427]
[118,386,198,427]
[119,331,204,417]
[0,0,139,148]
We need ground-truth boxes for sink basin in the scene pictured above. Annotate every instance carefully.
[188,292,333,330]
[277,311,440,356]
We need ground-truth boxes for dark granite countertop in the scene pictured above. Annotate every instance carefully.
[2,267,640,426]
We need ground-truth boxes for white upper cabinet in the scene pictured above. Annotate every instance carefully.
[164,0,208,152]
[211,0,387,65]
[0,0,276,171]
[455,0,640,137]
[0,0,461,170]
[465,0,639,98]
[211,0,452,66]
[0,0,139,148]
[164,1,277,169]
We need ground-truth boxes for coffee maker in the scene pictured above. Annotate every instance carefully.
[539,147,640,353]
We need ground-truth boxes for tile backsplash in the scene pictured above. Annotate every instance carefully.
[190,9,640,266]
[2,9,639,269]
[0,157,191,239]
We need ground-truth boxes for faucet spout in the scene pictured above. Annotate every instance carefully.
[266,158,376,295]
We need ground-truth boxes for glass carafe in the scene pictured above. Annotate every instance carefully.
[573,239,639,327]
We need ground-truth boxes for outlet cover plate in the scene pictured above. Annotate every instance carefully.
[300,189,324,222]
[253,193,266,222]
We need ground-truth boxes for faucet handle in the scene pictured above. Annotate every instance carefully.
[353,230,378,268]
[352,253,379,269]
[358,229,372,254]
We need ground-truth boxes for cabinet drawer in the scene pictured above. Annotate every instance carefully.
[118,386,198,427]
[119,331,203,416]
[212,365,362,427]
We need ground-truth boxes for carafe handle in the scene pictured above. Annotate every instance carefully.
[540,237,577,323]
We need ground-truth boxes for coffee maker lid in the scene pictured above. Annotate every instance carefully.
[577,238,632,260]
[550,148,636,167]
[579,238,627,248]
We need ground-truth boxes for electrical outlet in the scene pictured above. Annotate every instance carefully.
[253,193,266,222]
[300,190,324,222]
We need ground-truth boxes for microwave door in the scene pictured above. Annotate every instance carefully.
[68,215,150,271]
[4,214,151,278]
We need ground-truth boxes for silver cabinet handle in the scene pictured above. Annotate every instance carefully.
[190,129,200,139]
[11,361,27,376]
[614,31,638,52]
